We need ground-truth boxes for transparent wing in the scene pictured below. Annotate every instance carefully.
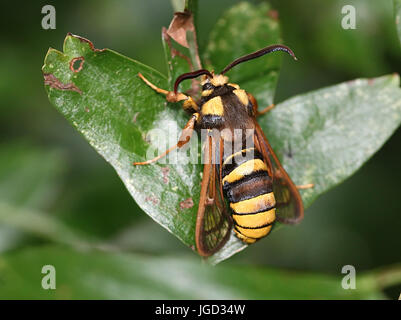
[195,135,232,257]
[254,121,304,224]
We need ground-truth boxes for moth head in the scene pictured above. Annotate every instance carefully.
[210,74,228,87]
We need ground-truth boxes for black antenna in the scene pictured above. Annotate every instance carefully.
[220,44,297,75]
[174,69,213,92]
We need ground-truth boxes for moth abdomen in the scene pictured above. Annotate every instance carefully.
[222,147,276,244]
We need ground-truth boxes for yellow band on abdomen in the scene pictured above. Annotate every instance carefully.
[234,230,257,244]
[235,225,272,239]
[230,192,275,214]
[222,159,268,184]
[223,148,255,166]
[232,208,276,228]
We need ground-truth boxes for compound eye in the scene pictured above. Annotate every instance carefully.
[202,82,214,91]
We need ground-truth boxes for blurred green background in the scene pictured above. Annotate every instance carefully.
[0,0,400,299]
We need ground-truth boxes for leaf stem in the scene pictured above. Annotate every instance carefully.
[185,0,198,25]
[171,0,185,12]
[184,0,200,69]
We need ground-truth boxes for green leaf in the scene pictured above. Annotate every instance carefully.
[204,2,284,106]
[1,245,398,299]
[260,74,401,208]
[395,0,401,45]
[43,34,201,255]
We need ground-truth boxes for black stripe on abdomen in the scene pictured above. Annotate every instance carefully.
[224,173,272,203]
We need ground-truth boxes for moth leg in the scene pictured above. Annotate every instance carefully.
[247,92,275,117]
[138,73,198,112]
[257,104,275,116]
[297,183,314,190]
[133,113,199,165]
[274,169,314,190]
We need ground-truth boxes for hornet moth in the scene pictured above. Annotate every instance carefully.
[134,44,313,257]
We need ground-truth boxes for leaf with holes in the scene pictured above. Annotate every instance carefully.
[43,33,201,256]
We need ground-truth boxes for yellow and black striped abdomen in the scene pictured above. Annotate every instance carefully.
[222,148,276,244]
